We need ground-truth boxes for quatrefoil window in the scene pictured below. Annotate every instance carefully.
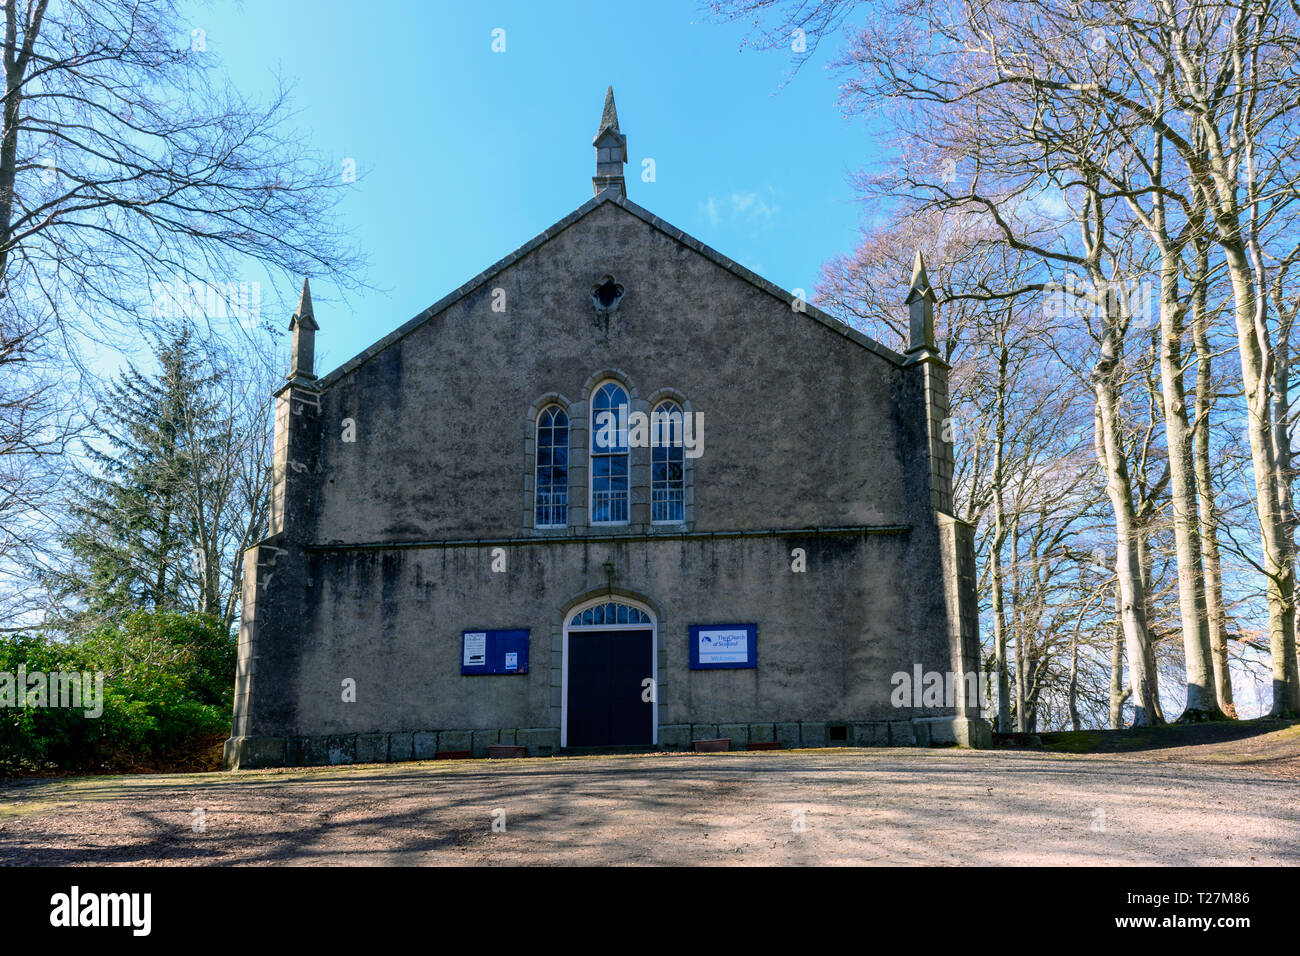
[591,275,625,317]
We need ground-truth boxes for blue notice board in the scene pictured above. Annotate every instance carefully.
[689,624,757,670]
[461,629,530,675]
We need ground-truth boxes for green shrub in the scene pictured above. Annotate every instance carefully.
[0,611,234,774]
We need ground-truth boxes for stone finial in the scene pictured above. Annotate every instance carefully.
[288,277,319,380]
[592,86,627,199]
[905,250,938,355]
[599,86,620,133]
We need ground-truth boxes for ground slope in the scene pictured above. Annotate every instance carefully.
[2,722,1296,866]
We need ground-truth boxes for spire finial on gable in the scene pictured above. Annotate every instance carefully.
[288,277,319,380]
[907,250,934,302]
[592,85,627,200]
[905,250,938,355]
[598,85,620,134]
[290,277,319,331]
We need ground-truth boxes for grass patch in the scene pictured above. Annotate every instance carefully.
[1031,718,1299,754]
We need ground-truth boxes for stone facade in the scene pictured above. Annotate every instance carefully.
[224,92,989,770]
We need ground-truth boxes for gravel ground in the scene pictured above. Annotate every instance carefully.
[2,729,1297,866]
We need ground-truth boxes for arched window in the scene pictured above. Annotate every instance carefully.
[535,405,569,528]
[651,400,685,524]
[590,381,629,524]
[569,601,651,627]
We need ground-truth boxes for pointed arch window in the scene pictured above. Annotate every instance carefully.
[535,405,569,528]
[651,400,685,524]
[590,381,630,524]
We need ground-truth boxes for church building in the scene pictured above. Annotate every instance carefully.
[224,89,989,769]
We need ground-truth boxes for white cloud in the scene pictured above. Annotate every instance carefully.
[698,188,779,230]
[729,191,777,221]
[699,195,721,228]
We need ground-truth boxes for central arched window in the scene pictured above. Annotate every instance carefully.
[535,405,569,528]
[590,381,629,524]
[651,400,685,523]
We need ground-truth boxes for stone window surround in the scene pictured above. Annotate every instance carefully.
[533,403,571,529]
[648,396,687,525]
[522,369,695,535]
[588,378,633,526]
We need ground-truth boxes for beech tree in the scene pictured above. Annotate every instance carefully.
[715,0,1300,721]
[819,208,1108,730]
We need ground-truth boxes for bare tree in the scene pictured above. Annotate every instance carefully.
[1,0,360,332]
[713,0,1300,718]
[0,304,77,628]
[819,207,1109,730]
[0,0,361,631]
[170,325,276,632]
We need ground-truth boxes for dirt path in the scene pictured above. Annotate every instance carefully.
[2,728,1297,866]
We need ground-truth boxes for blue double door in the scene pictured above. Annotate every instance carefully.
[567,629,654,747]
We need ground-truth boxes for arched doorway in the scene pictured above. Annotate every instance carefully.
[561,598,657,748]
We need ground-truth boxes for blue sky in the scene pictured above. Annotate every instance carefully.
[186,0,890,372]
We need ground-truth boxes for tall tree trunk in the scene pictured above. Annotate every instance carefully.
[1012,514,1027,732]
[1109,620,1129,729]
[1191,239,1237,717]
[1221,239,1300,716]
[1266,260,1299,717]
[1153,245,1223,719]
[991,345,1012,732]
[1068,612,1081,732]
[1116,125,1220,720]
[1191,83,1300,714]
[1133,512,1166,724]
[991,513,1012,732]
[154,503,172,608]
[1092,307,1162,725]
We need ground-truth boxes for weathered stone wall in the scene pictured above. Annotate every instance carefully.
[309,200,922,543]
[284,529,948,732]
